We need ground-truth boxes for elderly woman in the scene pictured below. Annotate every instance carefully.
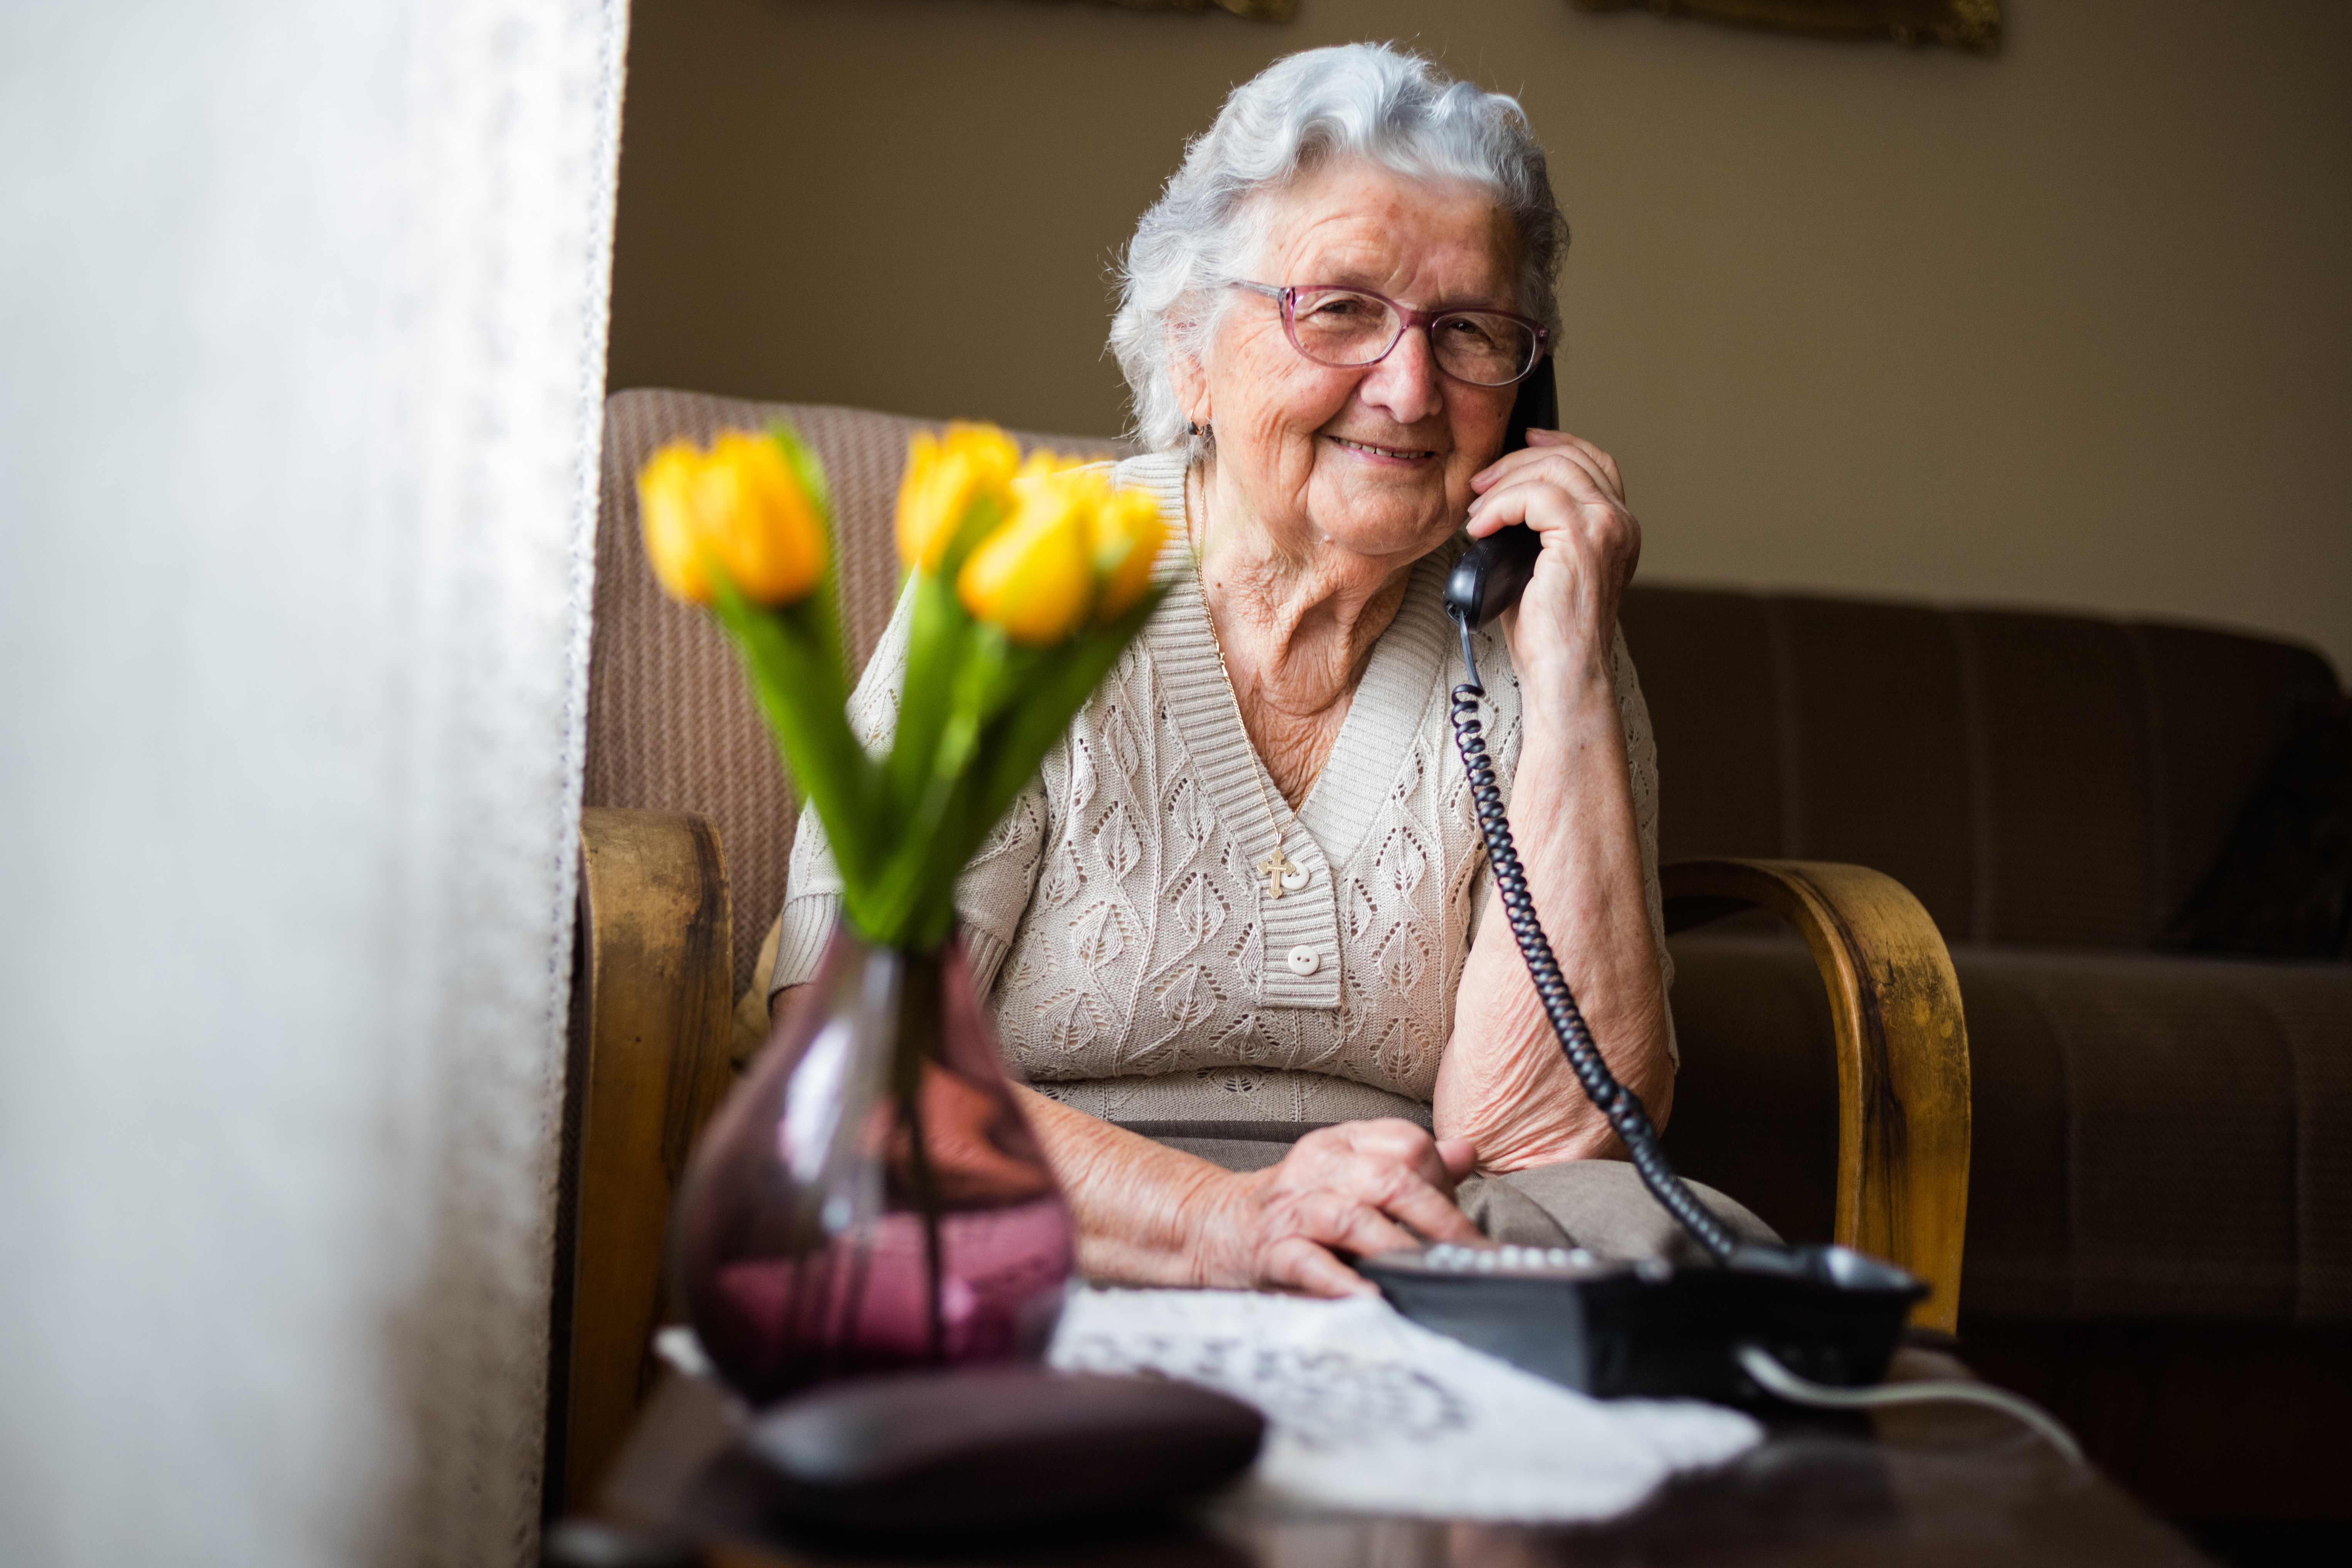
[772,42,1769,1297]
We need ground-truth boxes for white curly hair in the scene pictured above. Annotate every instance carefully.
[1109,43,1569,456]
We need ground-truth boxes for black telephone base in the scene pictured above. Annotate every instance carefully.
[1356,1242,1926,1409]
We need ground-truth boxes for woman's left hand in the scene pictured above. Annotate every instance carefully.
[1462,429,1641,697]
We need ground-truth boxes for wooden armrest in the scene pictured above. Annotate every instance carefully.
[1661,857,1972,1334]
[550,808,737,1515]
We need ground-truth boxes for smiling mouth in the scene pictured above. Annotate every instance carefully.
[1330,435,1437,461]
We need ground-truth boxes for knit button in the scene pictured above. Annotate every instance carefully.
[1286,945,1321,977]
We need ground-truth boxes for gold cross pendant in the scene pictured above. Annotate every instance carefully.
[1257,844,1309,899]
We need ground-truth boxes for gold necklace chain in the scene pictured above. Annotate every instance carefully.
[1186,462,1321,900]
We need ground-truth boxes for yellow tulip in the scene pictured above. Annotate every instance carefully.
[698,431,829,605]
[897,423,1020,572]
[957,469,1099,645]
[1088,486,1166,622]
[639,440,716,604]
[637,431,827,608]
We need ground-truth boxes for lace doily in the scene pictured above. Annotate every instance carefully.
[1048,1285,1758,1521]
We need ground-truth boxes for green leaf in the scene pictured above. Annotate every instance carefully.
[709,578,881,902]
[935,490,1007,579]
[767,419,836,522]
[854,593,1156,952]
[861,628,1010,947]
[973,589,1164,826]
[767,421,848,683]
[883,572,968,828]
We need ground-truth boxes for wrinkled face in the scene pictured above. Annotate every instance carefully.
[1182,158,1522,565]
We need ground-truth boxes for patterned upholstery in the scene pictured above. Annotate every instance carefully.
[586,389,1130,996]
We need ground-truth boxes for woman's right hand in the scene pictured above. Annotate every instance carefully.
[1194,1119,1486,1297]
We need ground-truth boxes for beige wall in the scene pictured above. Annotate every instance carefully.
[609,0,2352,675]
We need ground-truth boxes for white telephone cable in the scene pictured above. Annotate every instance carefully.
[1734,1344,2086,1468]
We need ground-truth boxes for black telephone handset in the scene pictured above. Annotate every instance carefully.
[1442,356,1556,628]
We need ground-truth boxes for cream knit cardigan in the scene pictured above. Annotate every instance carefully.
[772,451,1674,1128]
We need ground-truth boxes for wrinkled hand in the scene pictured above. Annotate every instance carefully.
[1463,429,1641,695]
[1195,1119,1485,1297]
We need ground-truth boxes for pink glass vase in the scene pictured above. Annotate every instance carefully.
[672,925,1076,1404]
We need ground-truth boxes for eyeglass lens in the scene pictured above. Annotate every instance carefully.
[1287,288,1538,386]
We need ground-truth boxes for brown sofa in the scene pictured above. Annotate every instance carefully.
[1631,588,2352,1523]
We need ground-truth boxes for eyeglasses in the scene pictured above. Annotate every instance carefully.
[1227,281,1550,388]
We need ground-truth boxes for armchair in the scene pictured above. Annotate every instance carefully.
[543,389,1975,1514]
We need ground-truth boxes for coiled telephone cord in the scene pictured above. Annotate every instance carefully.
[1448,614,1742,1267]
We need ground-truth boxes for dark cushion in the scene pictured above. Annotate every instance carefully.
[2164,696,2352,959]
[1664,933,2352,1323]
[1622,588,2342,951]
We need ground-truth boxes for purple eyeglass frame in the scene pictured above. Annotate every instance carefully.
[1228,280,1552,387]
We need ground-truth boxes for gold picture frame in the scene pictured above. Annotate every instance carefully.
[1080,0,1297,20]
[1572,0,2001,54]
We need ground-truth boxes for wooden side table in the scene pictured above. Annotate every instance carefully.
[553,1350,2216,1568]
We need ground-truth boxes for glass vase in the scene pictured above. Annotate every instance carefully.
[671,923,1076,1405]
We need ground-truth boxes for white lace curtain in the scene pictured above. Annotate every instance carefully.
[0,3,625,1563]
